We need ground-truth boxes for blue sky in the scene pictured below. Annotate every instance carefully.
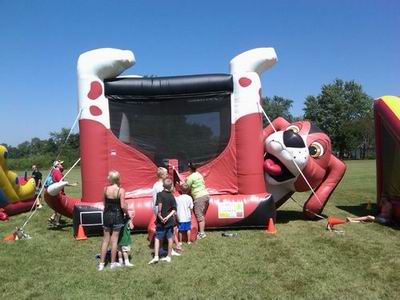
[1,0,399,146]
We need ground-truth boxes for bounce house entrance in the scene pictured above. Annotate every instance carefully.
[106,75,232,172]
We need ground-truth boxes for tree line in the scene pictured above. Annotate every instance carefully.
[262,79,374,159]
[2,128,80,171]
[2,78,375,170]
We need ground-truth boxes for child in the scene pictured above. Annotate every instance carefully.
[176,183,194,245]
[118,215,134,267]
[152,167,168,216]
[152,167,182,255]
[148,178,177,264]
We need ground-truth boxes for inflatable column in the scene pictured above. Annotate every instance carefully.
[77,49,135,202]
[230,48,277,194]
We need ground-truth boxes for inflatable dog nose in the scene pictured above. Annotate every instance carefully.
[283,130,305,148]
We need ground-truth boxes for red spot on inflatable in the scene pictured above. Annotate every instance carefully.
[89,105,102,116]
[239,77,252,87]
[87,81,102,100]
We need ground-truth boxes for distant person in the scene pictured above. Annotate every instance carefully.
[346,197,393,225]
[47,160,77,227]
[31,164,43,209]
[176,183,194,245]
[148,178,177,264]
[47,160,64,226]
[117,214,134,267]
[185,162,209,239]
[98,170,127,271]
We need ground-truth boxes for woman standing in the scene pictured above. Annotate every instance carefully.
[98,170,127,271]
[186,163,209,239]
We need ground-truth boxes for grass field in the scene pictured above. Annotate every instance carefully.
[1,160,400,299]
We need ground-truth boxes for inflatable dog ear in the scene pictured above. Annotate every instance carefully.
[302,155,346,219]
[262,117,290,139]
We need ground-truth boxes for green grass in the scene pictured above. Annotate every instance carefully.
[1,160,400,299]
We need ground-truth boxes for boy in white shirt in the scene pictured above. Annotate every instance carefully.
[176,183,194,245]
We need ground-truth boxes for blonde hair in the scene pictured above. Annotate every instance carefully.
[107,170,120,186]
[157,167,168,179]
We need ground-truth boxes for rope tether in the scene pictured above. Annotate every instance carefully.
[19,107,84,231]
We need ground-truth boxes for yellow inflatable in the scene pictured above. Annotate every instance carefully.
[0,145,36,204]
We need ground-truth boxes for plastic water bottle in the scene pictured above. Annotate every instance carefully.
[222,232,239,237]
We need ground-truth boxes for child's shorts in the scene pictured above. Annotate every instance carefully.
[178,221,191,231]
[118,245,131,252]
[155,226,174,239]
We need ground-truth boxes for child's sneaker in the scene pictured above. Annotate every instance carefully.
[98,263,105,271]
[197,232,206,239]
[171,249,181,256]
[110,262,122,269]
[48,219,60,227]
[161,256,171,263]
[148,256,159,265]
[124,261,134,267]
[187,241,192,245]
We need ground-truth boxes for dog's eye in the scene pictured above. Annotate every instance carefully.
[309,142,324,158]
[286,125,300,133]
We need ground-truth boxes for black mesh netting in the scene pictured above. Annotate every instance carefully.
[109,94,231,172]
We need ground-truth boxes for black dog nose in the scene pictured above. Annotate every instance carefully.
[283,130,305,148]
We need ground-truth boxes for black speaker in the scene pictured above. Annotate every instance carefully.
[73,205,104,237]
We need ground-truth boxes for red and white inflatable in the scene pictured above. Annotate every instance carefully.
[44,47,346,236]
[45,48,278,233]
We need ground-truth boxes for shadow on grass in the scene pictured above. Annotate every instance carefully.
[47,223,72,231]
[276,210,305,224]
[337,203,377,217]
[337,203,400,230]
[275,210,327,224]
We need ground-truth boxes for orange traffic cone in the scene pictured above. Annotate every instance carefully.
[75,224,87,240]
[266,218,277,234]
[327,216,346,231]
[3,231,16,241]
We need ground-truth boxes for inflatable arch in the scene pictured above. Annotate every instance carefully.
[44,47,346,235]
[374,95,400,220]
[0,145,36,221]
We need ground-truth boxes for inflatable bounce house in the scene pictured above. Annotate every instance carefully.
[45,47,346,237]
[0,145,36,221]
[374,95,400,221]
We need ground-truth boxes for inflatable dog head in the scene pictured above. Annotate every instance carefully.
[263,117,346,219]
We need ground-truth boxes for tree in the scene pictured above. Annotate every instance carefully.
[4,128,80,170]
[261,96,294,125]
[303,79,373,158]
